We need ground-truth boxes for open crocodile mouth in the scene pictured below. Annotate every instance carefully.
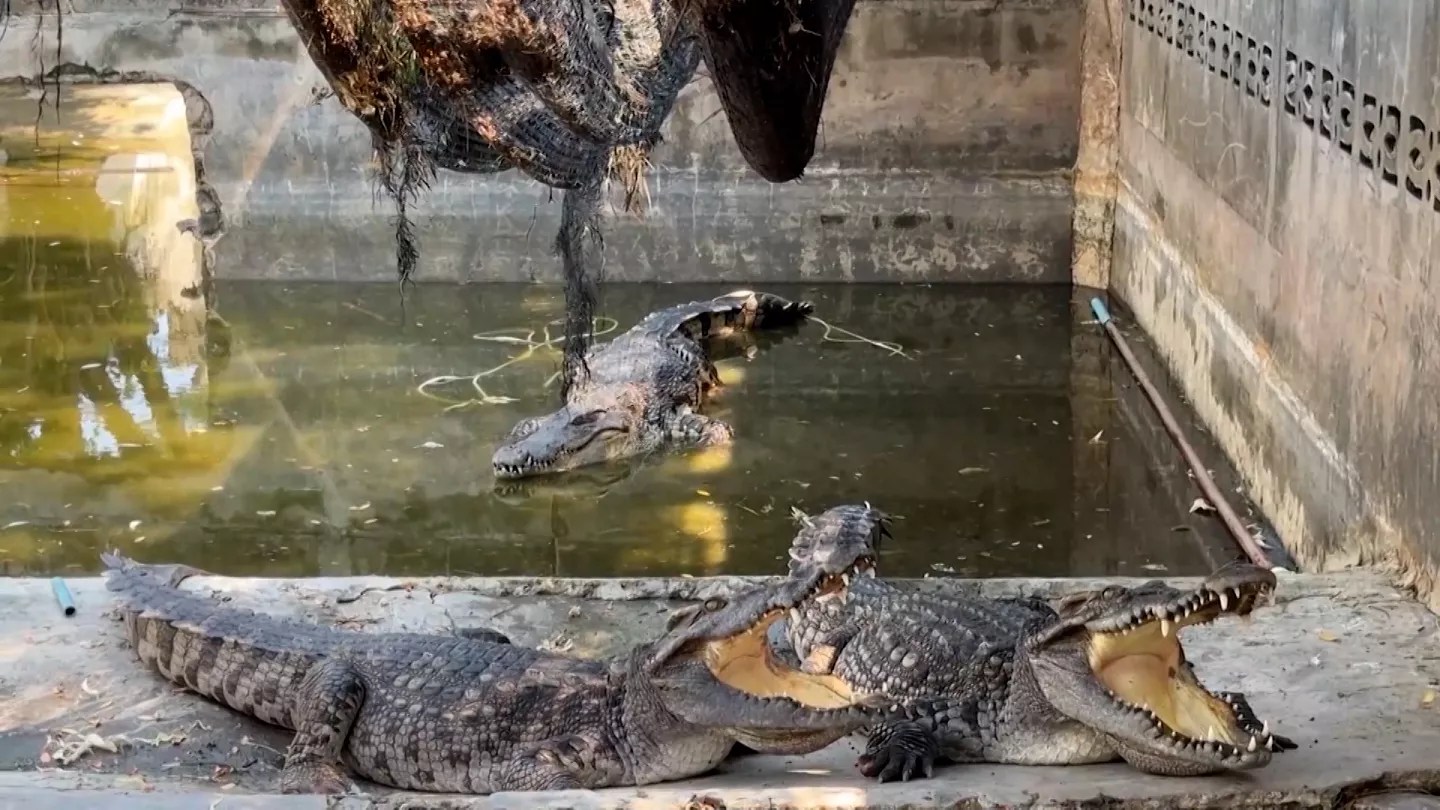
[1086,580,1284,758]
[701,556,876,709]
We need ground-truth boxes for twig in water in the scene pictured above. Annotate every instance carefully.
[417,307,910,410]
[415,316,620,410]
[809,315,911,359]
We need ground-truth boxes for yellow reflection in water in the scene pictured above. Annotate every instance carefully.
[669,500,729,570]
[684,442,734,474]
[0,82,250,568]
[717,363,747,387]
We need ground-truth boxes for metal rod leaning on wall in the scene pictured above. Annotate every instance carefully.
[1088,298,1273,569]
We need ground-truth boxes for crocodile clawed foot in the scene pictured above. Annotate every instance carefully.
[280,762,351,794]
[698,421,735,447]
[857,749,934,783]
[858,723,939,783]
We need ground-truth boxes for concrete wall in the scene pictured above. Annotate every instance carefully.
[1110,0,1440,607]
[2,0,1085,283]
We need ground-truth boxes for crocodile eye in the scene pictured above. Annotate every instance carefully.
[703,597,726,612]
[570,410,605,426]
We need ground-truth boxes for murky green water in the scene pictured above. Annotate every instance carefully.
[0,238,1249,578]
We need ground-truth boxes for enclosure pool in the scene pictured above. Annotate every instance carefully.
[0,267,1262,579]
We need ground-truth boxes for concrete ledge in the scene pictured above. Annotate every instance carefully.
[2,571,1438,807]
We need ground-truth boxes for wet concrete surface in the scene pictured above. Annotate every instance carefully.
[0,569,1436,807]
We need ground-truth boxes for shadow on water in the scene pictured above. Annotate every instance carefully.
[0,81,1265,580]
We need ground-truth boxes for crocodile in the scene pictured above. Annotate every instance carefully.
[100,542,925,795]
[492,290,812,480]
[774,504,1298,782]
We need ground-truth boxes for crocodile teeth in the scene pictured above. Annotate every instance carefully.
[789,608,801,625]
[1160,618,1172,637]
[1261,721,1269,735]
[1218,591,1230,610]
[1248,736,1258,752]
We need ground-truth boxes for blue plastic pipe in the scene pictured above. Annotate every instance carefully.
[51,577,76,616]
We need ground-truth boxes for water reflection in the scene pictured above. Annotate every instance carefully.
[0,81,243,573]
[0,242,220,471]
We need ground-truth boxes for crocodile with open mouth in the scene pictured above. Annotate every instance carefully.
[491,290,812,481]
[775,504,1299,782]
[100,539,927,794]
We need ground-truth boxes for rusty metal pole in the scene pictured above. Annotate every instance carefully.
[1088,298,1273,568]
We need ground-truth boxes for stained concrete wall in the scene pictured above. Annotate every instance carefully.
[1,0,1085,283]
[1110,0,1440,608]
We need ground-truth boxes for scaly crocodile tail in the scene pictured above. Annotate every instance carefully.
[640,290,815,342]
[103,551,340,729]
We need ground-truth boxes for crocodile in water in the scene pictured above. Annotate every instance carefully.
[491,290,812,480]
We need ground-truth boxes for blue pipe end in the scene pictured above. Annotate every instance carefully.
[1089,297,1113,325]
[51,577,76,617]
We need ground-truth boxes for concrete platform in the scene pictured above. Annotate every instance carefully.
[1,570,1437,808]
